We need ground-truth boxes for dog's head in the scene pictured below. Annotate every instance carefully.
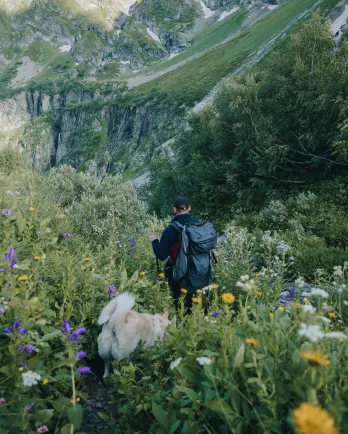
[157,312,175,330]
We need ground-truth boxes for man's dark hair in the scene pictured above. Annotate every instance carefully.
[174,196,190,211]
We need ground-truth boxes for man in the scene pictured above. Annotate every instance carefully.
[149,197,198,309]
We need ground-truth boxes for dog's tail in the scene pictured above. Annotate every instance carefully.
[97,292,135,326]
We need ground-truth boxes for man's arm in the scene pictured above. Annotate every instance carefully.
[149,227,174,261]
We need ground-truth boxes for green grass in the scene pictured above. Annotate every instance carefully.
[140,7,248,73]
[130,0,334,105]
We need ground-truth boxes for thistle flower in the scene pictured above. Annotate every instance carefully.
[293,403,338,434]
[2,209,12,217]
[78,366,91,374]
[170,357,182,370]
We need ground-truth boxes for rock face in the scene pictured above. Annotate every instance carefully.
[1,88,184,174]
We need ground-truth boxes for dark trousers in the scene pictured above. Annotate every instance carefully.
[167,268,192,314]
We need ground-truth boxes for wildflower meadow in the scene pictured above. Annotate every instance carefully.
[0,149,347,433]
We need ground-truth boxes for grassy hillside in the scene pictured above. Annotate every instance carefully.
[131,0,339,105]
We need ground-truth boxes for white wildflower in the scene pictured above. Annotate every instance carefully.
[170,358,182,370]
[304,288,329,298]
[5,191,14,196]
[196,357,212,366]
[276,241,291,253]
[318,316,331,324]
[295,277,305,289]
[343,300,348,306]
[22,371,41,387]
[261,231,273,244]
[298,324,324,342]
[333,265,343,277]
[324,332,347,340]
[302,305,316,314]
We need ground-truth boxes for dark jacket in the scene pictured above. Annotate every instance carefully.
[152,213,198,262]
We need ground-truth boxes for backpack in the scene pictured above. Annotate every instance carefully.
[171,220,218,289]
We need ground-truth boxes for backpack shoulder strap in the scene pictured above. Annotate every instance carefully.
[170,221,184,233]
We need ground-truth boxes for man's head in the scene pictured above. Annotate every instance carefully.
[173,197,191,215]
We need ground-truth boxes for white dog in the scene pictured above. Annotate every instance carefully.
[97,292,173,379]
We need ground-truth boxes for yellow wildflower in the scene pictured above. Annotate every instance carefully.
[56,203,61,207]
[181,288,187,294]
[18,367,24,372]
[293,403,338,434]
[43,378,49,385]
[76,397,80,402]
[269,312,274,318]
[140,272,146,276]
[245,338,258,347]
[255,273,262,277]
[158,273,165,278]
[304,300,311,305]
[34,256,40,261]
[221,293,235,304]
[301,351,330,367]
[279,307,285,312]
[211,284,219,290]
[83,258,90,262]
[196,289,203,294]
[29,207,35,212]
[137,280,144,284]
[225,274,231,279]
[329,313,337,319]
[339,338,344,343]
[192,297,201,304]
[135,256,140,259]
[256,291,262,297]
[18,276,28,282]
[165,282,169,285]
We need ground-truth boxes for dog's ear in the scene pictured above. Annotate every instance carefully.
[163,311,169,319]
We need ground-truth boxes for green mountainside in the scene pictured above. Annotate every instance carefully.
[0,0,344,180]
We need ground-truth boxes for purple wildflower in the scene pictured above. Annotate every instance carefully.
[17,362,27,368]
[107,284,116,297]
[17,184,23,190]
[5,247,17,271]
[128,238,135,250]
[18,344,36,355]
[78,366,91,374]
[35,283,40,288]
[61,320,71,334]
[2,209,12,217]
[19,329,26,335]
[0,398,6,406]
[3,327,12,335]
[63,233,71,239]
[24,402,35,412]
[37,426,49,433]
[76,351,86,360]
[0,268,5,272]
[212,312,220,318]
[68,327,87,344]
[12,320,21,329]
[41,276,45,281]
[116,241,122,248]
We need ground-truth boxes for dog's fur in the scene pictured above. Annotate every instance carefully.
[97,292,173,379]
